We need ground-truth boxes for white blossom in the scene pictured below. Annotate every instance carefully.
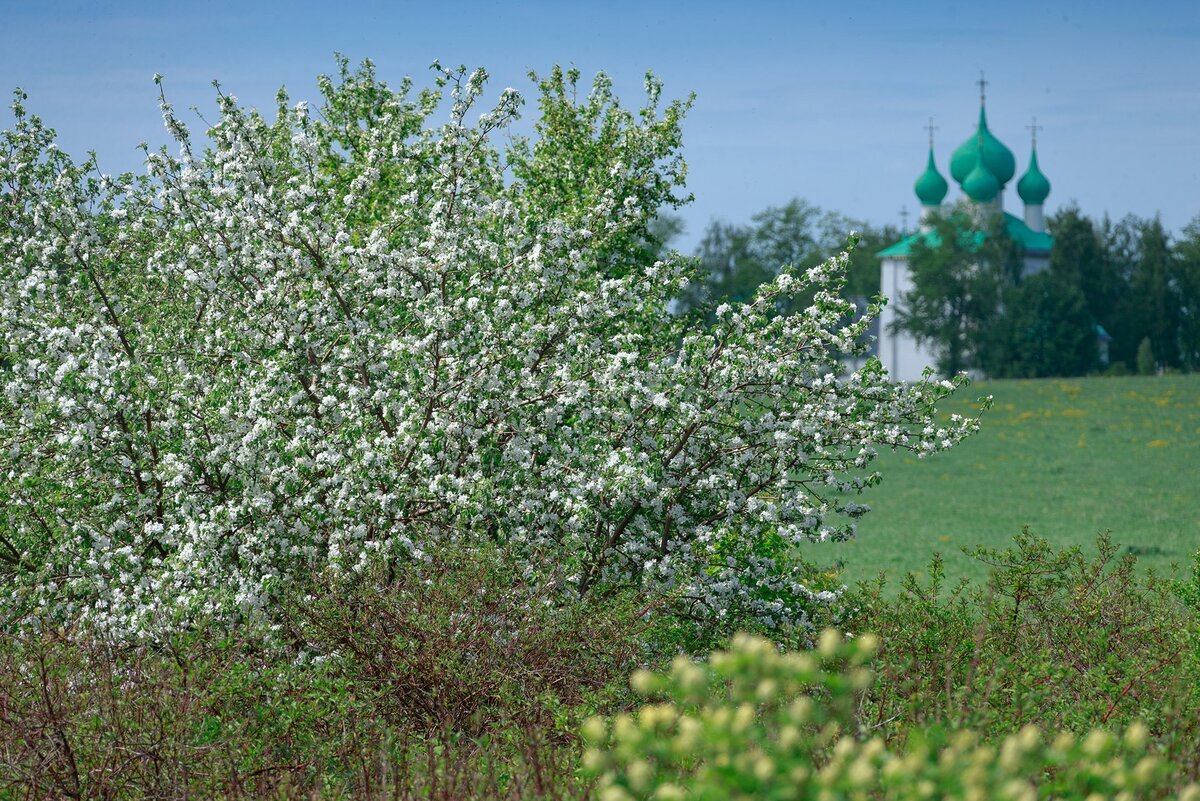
[0,64,980,641]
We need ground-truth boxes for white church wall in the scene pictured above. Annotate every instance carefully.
[877,255,941,381]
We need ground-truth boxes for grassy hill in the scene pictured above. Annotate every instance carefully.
[801,374,1200,590]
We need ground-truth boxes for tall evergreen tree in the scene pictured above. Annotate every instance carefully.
[985,269,1096,377]
[1173,216,1200,371]
[1128,217,1179,369]
[1048,205,1116,326]
[1098,215,1145,368]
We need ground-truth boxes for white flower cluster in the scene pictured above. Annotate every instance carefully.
[0,63,979,639]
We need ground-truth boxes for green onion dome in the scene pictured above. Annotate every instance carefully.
[1017,147,1051,204]
[914,148,949,206]
[962,157,1000,202]
[950,106,1016,187]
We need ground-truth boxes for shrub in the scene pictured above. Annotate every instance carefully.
[0,59,979,640]
[0,622,347,797]
[281,544,649,732]
[0,620,592,800]
[855,530,1200,781]
[1137,336,1157,375]
[582,631,1199,801]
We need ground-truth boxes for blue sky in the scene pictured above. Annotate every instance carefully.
[2,0,1198,251]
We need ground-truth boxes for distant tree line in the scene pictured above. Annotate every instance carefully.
[672,198,1200,378]
[900,205,1200,377]
[670,198,898,325]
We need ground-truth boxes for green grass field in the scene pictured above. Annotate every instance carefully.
[800,374,1200,591]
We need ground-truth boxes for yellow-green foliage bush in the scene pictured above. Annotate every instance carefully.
[582,631,1199,801]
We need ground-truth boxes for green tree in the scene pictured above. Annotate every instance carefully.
[1137,336,1157,375]
[0,63,978,639]
[673,218,763,319]
[1098,215,1158,369]
[1129,217,1180,369]
[507,66,694,280]
[747,197,827,270]
[841,220,900,300]
[1173,216,1200,370]
[644,211,686,260]
[986,269,1096,377]
[675,199,832,320]
[674,198,889,321]
[1066,212,1200,373]
[1048,205,1118,323]
[894,207,1019,376]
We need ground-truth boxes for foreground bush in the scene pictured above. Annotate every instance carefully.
[856,532,1200,781]
[0,620,592,800]
[3,535,1195,799]
[282,544,648,731]
[1,58,978,640]
[583,631,1200,801]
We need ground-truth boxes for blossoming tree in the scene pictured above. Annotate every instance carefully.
[0,59,979,639]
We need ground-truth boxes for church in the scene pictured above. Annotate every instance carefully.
[875,85,1053,381]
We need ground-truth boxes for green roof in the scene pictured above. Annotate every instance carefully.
[877,212,1052,258]
[1017,147,1051,204]
[962,159,1000,202]
[949,105,1016,187]
[914,147,949,205]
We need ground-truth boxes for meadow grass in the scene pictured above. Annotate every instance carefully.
[803,374,1200,590]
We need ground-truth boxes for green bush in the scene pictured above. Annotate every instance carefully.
[855,531,1200,781]
[0,542,636,799]
[0,619,592,799]
[282,543,647,732]
[0,540,648,798]
[646,542,854,656]
[1137,337,1157,375]
[5,533,1196,799]
[583,631,1199,801]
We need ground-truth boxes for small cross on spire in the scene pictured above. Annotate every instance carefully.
[899,205,910,234]
[1026,116,1043,148]
[923,116,939,149]
[977,71,988,106]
